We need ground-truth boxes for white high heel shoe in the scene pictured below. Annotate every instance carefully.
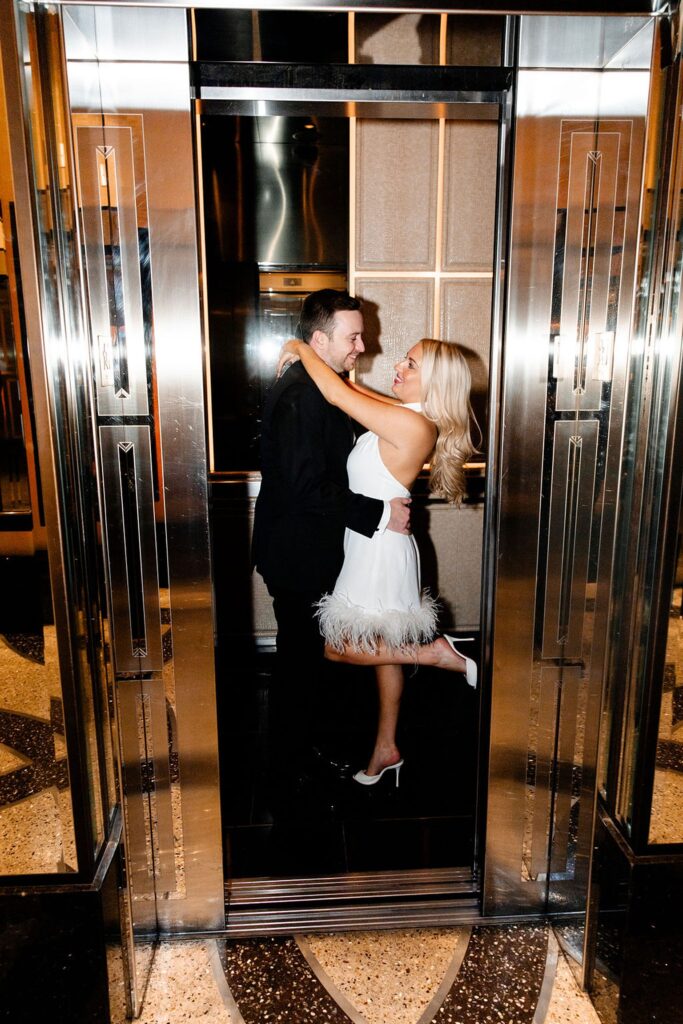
[353,759,404,787]
[444,635,478,688]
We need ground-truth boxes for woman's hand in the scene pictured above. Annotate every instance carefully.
[276,339,303,379]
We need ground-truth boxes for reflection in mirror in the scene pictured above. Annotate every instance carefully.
[649,503,683,844]
[0,42,77,873]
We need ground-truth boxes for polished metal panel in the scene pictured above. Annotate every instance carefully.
[75,125,149,415]
[484,50,650,916]
[554,126,626,412]
[116,677,176,897]
[249,116,348,269]
[64,3,223,931]
[46,0,663,12]
[99,426,161,671]
[528,665,582,879]
[0,2,81,880]
[63,4,187,62]
[542,420,599,658]
[519,16,653,70]
[199,99,500,120]
[593,45,683,850]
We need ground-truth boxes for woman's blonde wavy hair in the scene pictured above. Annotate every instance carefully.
[418,339,476,505]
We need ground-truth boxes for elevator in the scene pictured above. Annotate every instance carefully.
[2,4,683,1022]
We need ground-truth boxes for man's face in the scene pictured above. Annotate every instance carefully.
[315,309,365,373]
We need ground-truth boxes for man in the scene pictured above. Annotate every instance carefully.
[252,289,410,786]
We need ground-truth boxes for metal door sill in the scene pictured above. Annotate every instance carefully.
[223,896,484,937]
[217,867,481,936]
[226,866,475,907]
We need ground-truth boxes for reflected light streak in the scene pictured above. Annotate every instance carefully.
[264,142,288,266]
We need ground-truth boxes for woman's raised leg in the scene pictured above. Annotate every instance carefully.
[324,635,467,672]
[364,664,404,777]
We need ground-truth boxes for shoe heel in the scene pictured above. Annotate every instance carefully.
[444,635,478,689]
[394,763,401,788]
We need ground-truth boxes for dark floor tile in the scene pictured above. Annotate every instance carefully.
[434,924,548,1023]
[344,815,473,872]
[218,651,479,871]
[225,820,347,878]
[0,709,69,806]
[218,937,351,1024]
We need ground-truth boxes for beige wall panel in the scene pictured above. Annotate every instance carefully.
[446,14,504,66]
[441,279,492,397]
[356,120,438,271]
[355,13,440,65]
[354,278,434,395]
[417,502,483,631]
[443,121,498,271]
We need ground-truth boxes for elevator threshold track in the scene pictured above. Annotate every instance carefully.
[223,867,481,936]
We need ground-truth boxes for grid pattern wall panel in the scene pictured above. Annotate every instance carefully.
[355,13,441,65]
[443,122,498,271]
[441,279,492,392]
[354,278,434,395]
[355,120,439,271]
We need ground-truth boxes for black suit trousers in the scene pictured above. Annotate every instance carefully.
[268,585,326,765]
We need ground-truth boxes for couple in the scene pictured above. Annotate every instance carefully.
[252,289,476,789]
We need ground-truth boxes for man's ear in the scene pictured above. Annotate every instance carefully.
[309,330,328,357]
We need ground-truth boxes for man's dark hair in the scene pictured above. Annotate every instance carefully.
[299,289,361,343]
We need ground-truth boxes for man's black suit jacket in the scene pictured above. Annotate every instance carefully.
[252,361,384,595]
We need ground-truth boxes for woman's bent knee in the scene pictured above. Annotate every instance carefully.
[324,643,342,662]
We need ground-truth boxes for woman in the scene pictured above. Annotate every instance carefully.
[277,336,477,787]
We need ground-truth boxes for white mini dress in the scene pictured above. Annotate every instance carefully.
[316,403,438,653]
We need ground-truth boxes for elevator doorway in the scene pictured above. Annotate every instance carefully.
[201,92,497,890]
[3,0,659,963]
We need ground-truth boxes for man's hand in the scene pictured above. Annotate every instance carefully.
[387,497,411,534]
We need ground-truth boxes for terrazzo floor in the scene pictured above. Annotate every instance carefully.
[129,925,602,1024]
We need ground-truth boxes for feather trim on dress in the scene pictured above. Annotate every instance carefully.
[315,591,439,654]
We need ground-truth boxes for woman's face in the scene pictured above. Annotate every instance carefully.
[392,343,423,404]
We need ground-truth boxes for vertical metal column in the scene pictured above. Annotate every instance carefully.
[484,17,652,916]
[63,4,223,932]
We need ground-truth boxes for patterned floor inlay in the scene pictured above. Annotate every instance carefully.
[212,924,558,1024]
[301,927,470,1024]
[128,927,603,1024]
[0,631,44,665]
[0,709,69,806]
[218,936,353,1023]
[431,924,548,1023]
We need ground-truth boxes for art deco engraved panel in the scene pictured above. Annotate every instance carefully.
[542,420,599,659]
[99,426,161,673]
[66,24,222,932]
[75,123,150,416]
[553,124,628,413]
[485,68,649,915]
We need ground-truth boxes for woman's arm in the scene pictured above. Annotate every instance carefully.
[347,379,400,406]
[277,347,397,406]
[278,340,434,453]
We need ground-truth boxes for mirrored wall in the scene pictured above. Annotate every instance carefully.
[0,28,78,876]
